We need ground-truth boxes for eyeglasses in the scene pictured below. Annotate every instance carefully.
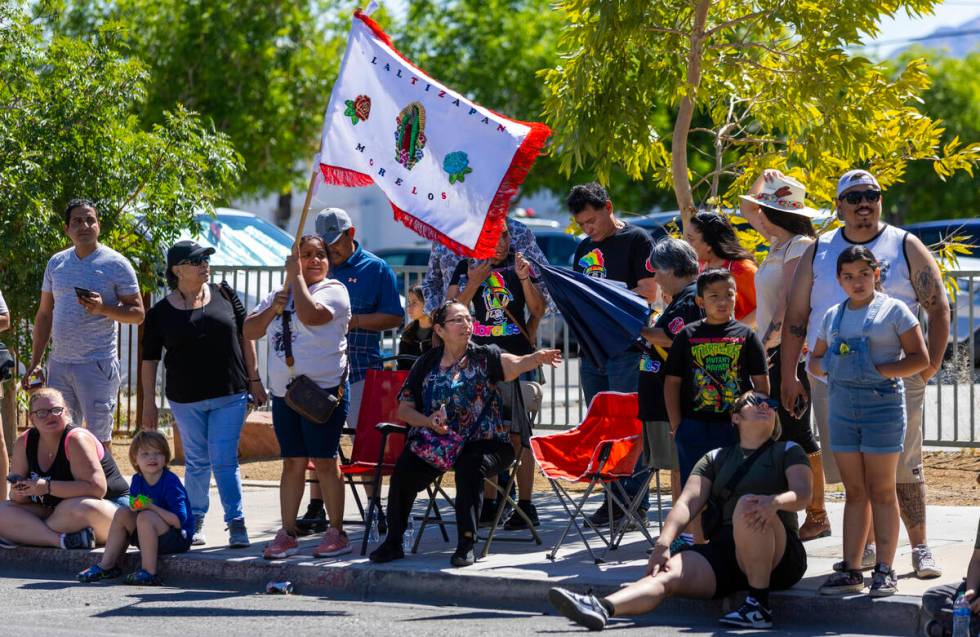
[442,315,473,326]
[840,189,881,205]
[744,395,780,410]
[177,256,210,266]
[31,406,65,418]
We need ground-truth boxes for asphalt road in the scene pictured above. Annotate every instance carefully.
[0,566,906,637]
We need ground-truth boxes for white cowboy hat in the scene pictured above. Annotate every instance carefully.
[740,174,820,218]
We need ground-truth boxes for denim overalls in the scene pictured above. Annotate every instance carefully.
[824,293,907,454]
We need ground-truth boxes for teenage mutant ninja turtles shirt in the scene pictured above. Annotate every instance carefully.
[664,319,766,421]
[450,257,534,356]
[573,224,655,289]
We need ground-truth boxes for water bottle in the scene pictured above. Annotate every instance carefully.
[403,517,415,552]
[368,515,380,543]
[953,592,971,637]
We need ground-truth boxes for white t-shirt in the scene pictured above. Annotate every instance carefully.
[754,234,812,348]
[0,289,7,315]
[255,279,352,396]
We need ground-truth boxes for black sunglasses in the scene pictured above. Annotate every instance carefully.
[177,256,210,266]
[745,395,780,410]
[840,189,881,205]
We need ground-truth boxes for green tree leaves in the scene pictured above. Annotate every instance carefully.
[0,1,240,327]
[543,0,980,226]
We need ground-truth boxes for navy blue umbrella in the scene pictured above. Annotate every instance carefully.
[533,261,652,368]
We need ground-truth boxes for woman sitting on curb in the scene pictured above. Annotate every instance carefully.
[0,388,129,549]
[549,391,811,631]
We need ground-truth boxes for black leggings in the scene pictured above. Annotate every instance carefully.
[385,439,515,545]
[769,345,819,454]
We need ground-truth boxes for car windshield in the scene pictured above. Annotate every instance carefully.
[188,214,294,266]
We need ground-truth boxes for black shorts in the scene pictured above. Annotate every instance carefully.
[129,527,192,556]
[681,524,807,599]
[769,345,819,454]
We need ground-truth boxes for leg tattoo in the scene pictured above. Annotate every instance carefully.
[896,482,926,530]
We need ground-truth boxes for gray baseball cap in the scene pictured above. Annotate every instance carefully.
[315,207,353,245]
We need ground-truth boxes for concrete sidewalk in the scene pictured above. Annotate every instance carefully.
[2,480,975,636]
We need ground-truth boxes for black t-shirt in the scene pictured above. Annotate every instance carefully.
[638,283,703,421]
[664,319,766,421]
[142,283,248,403]
[450,257,534,356]
[573,223,655,289]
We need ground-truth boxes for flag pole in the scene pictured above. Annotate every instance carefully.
[277,164,320,311]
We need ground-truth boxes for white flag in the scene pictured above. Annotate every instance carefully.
[318,11,550,258]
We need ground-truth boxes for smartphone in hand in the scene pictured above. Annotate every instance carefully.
[74,287,95,300]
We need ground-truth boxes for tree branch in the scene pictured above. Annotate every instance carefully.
[705,10,767,37]
[647,25,687,37]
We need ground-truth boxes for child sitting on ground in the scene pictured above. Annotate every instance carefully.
[77,431,193,586]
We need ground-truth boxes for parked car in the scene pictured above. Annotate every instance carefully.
[374,246,431,268]
[533,228,580,269]
[902,219,980,260]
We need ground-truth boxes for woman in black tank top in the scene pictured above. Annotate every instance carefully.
[0,388,128,548]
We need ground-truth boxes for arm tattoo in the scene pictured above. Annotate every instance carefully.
[913,269,943,311]
[788,323,806,338]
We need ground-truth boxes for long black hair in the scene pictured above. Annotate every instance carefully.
[761,206,816,238]
[690,212,753,261]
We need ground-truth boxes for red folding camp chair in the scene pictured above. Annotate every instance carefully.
[339,368,432,555]
[530,391,654,563]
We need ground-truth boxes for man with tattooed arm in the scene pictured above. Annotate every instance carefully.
[779,169,949,580]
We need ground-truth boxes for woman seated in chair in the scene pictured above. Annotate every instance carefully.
[369,300,561,568]
[549,391,812,631]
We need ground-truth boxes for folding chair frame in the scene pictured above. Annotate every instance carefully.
[543,441,657,564]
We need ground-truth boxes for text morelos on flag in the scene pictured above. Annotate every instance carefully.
[318,10,551,259]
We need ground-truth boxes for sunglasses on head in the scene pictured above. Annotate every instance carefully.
[745,395,780,410]
[840,189,881,205]
[178,256,210,266]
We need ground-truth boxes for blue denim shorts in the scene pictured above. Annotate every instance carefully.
[129,527,192,555]
[828,381,906,454]
[272,391,348,459]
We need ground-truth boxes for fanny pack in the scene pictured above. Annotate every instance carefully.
[281,308,347,424]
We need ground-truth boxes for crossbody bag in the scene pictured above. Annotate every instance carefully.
[281,307,348,424]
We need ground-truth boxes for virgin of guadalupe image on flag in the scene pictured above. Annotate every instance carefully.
[318,9,550,258]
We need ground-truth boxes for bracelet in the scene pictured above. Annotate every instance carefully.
[45,480,52,496]
[518,277,529,281]
[249,378,261,382]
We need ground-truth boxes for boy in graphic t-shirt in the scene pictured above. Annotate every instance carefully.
[664,269,768,492]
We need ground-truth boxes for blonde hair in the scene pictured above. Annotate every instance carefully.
[129,431,173,474]
[28,387,69,420]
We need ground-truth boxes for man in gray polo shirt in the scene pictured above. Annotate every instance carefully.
[22,199,145,451]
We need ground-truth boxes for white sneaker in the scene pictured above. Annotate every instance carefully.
[912,544,942,579]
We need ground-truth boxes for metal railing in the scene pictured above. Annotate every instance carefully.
[14,266,979,448]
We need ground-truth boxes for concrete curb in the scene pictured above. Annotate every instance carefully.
[0,547,923,635]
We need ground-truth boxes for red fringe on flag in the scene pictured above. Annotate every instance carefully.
[320,163,374,188]
[338,9,551,259]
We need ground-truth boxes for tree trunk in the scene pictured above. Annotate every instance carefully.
[275,190,293,229]
[672,0,711,229]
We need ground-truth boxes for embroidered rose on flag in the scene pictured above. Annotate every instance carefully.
[344,95,372,125]
[317,10,550,258]
[443,151,473,184]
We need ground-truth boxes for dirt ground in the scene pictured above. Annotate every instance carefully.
[113,439,980,506]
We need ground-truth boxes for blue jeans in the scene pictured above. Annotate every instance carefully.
[169,392,248,523]
[580,350,649,510]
